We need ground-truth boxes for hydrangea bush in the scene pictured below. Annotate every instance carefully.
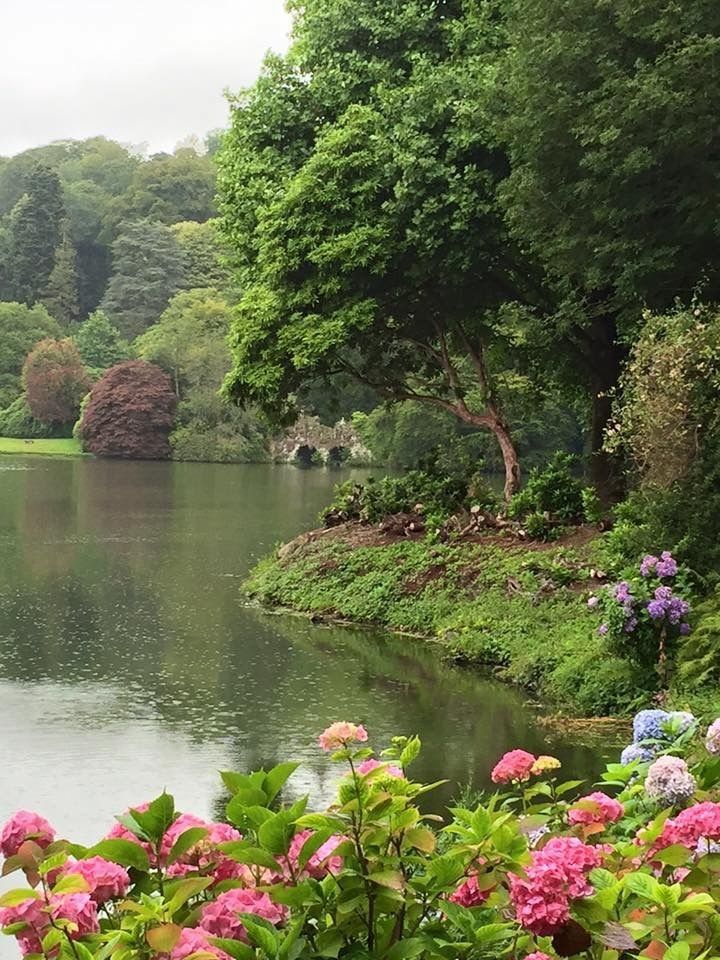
[588,551,692,682]
[4,714,720,960]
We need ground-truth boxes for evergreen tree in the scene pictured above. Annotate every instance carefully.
[100,220,185,339]
[42,223,80,327]
[9,164,65,305]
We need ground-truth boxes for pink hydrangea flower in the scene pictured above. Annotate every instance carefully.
[171,927,233,960]
[645,756,696,806]
[357,758,405,779]
[50,893,99,939]
[62,857,130,905]
[200,888,287,941]
[706,719,720,756]
[318,722,368,752]
[448,875,490,908]
[282,830,344,880]
[568,792,624,827]
[0,896,50,956]
[652,802,720,852]
[510,837,600,935]
[0,811,56,858]
[491,750,537,784]
[526,954,553,960]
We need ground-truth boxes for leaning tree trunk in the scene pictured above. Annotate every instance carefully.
[584,316,626,504]
[490,414,521,502]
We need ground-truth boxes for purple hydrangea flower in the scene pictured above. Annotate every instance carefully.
[598,624,608,636]
[680,623,692,636]
[640,555,658,577]
[587,596,599,609]
[656,551,678,579]
[645,756,696,806]
[647,599,667,620]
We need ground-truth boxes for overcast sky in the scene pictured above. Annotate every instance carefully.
[0,0,292,157]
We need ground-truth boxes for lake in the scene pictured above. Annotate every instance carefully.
[0,457,605,847]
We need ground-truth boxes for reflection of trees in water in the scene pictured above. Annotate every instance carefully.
[0,459,609,820]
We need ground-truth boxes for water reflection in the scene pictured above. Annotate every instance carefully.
[0,458,606,853]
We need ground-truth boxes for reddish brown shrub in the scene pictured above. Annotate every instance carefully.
[23,338,91,426]
[80,360,177,459]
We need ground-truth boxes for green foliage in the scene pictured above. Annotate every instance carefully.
[326,470,473,525]
[7,164,65,305]
[508,454,595,527]
[100,220,185,339]
[171,219,230,292]
[0,396,59,439]
[247,532,634,715]
[0,301,61,408]
[41,225,80,327]
[117,148,216,227]
[678,589,720,688]
[73,310,129,370]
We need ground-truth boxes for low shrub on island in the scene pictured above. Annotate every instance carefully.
[4,714,720,960]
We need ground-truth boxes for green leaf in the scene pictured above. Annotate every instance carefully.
[297,830,333,870]
[51,873,90,895]
[146,924,182,953]
[0,889,41,907]
[315,929,344,959]
[86,839,150,873]
[404,827,436,854]
[221,771,257,794]
[399,736,421,768]
[258,813,295,856]
[209,938,257,960]
[167,828,209,866]
[131,792,175,844]
[166,877,213,915]
[241,916,279,957]
[664,943,690,960]
[219,843,281,871]
[264,762,300,804]
[369,870,404,890]
[278,913,307,960]
[656,844,692,867]
[624,871,661,901]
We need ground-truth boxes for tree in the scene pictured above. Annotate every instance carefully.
[73,310,129,370]
[499,0,720,491]
[8,164,65,304]
[23,338,91,426]
[172,220,230,291]
[135,288,233,398]
[42,224,80,327]
[79,360,177,459]
[100,220,185,339]
[0,302,60,407]
[117,149,216,226]
[219,3,535,499]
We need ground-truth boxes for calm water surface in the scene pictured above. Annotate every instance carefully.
[0,457,605,846]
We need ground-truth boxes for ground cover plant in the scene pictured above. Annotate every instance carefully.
[4,713,720,960]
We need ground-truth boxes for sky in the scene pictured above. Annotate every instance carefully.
[0,0,292,157]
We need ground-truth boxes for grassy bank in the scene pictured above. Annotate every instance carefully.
[246,524,640,716]
[0,437,87,457]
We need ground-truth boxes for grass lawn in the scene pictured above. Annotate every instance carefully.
[0,437,88,457]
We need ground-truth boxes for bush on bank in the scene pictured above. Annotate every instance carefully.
[4,713,720,960]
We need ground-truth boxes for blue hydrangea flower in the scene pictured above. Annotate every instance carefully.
[621,743,656,766]
[633,709,670,743]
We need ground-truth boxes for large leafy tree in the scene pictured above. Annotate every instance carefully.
[74,310,129,371]
[23,338,90,426]
[135,288,232,399]
[42,224,80,327]
[0,302,60,407]
[219,0,536,499]
[500,0,720,490]
[100,220,186,339]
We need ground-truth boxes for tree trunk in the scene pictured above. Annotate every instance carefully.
[584,316,626,504]
[490,415,521,502]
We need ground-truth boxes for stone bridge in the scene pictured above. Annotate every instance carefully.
[270,414,372,465]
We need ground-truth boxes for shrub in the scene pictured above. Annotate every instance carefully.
[587,551,692,685]
[23,338,91,426]
[4,715,720,960]
[678,588,720,688]
[324,469,474,525]
[0,396,59,439]
[79,360,177,459]
[508,453,595,525]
